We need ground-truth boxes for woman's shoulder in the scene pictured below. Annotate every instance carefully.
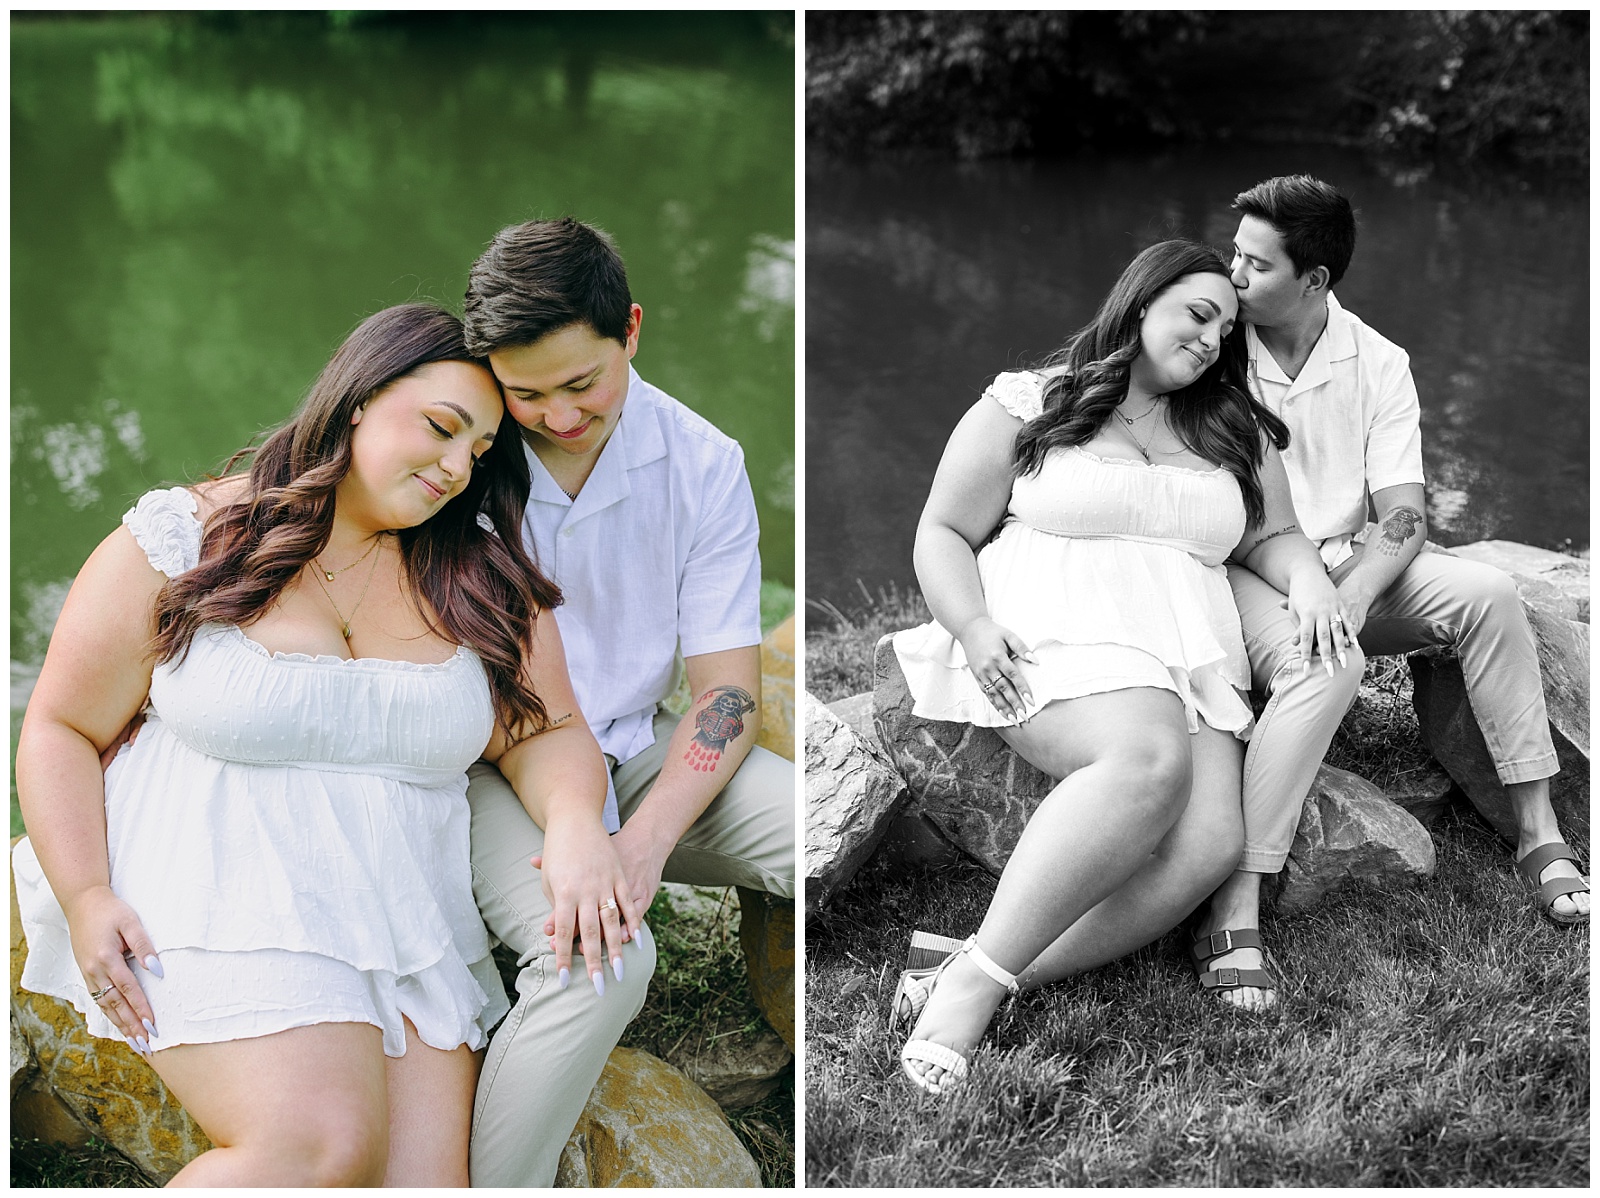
[982,371,1048,421]
[122,485,208,578]
[190,473,251,519]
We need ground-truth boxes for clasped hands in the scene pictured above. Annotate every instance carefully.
[532,817,657,997]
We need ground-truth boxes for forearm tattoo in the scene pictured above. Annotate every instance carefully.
[1377,506,1424,557]
[684,685,756,773]
[1251,523,1299,551]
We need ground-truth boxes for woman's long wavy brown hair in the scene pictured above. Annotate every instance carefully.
[151,303,560,735]
[1013,240,1290,528]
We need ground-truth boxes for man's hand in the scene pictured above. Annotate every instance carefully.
[609,819,670,913]
[1334,574,1378,639]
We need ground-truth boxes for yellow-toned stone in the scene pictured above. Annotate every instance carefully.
[737,887,794,1052]
[10,854,211,1183]
[757,615,795,762]
[555,1047,760,1187]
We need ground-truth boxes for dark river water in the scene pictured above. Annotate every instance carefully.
[806,145,1588,613]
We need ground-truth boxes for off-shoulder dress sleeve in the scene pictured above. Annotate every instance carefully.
[122,486,203,578]
[983,371,1046,422]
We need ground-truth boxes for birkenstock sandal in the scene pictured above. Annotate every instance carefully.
[1191,927,1280,1001]
[1515,841,1591,927]
[899,935,1019,1096]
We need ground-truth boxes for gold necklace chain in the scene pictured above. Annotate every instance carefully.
[1119,396,1166,461]
[313,536,380,583]
[308,540,384,641]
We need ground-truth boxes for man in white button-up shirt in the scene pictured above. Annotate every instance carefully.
[457,218,794,1185]
[1192,176,1585,1010]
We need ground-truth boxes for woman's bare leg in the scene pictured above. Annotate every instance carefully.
[1020,721,1245,986]
[384,1018,480,1187]
[905,688,1194,1089]
[151,1022,388,1186]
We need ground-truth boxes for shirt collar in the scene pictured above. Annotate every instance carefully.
[522,365,666,517]
[1247,292,1356,394]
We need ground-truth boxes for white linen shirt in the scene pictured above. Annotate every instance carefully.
[1245,294,1426,570]
[521,366,763,829]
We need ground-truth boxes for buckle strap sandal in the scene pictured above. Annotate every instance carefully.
[1516,841,1591,927]
[898,935,1020,1096]
[1191,927,1280,997]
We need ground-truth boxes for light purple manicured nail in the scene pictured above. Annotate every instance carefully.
[592,971,605,997]
[143,955,164,979]
[558,967,571,990]
[143,1018,157,1039]
[134,1035,150,1054]
[612,955,624,981]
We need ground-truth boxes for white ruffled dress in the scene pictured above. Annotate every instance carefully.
[13,487,509,1056]
[894,371,1255,739]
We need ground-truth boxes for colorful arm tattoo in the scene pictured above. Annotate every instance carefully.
[683,685,756,773]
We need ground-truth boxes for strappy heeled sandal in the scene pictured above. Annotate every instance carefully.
[1191,927,1281,1006]
[899,934,1020,1096]
[888,930,967,1034]
[1516,841,1591,927]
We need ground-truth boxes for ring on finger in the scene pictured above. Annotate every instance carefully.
[600,898,618,912]
[88,983,114,1002]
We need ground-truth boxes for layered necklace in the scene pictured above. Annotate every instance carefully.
[309,537,386,642]
[1117,395,1168,463]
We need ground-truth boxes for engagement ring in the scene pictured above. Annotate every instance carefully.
[89,984,114,1002]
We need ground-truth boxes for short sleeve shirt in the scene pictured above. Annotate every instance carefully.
[1245,294,1426,570]
[520,367,763,826]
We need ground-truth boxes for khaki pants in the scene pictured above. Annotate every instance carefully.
[465,708,795,1186]
[1230,550,1559,873]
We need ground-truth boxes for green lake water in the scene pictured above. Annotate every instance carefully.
[11,13,795,832]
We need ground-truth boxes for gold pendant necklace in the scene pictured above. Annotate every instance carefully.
[313,535,380,583]
[309,540,384,641]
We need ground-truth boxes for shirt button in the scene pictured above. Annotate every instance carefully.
[562,527,575,538]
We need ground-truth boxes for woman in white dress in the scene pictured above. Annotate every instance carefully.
[891,240,1355,1094]
[13,304,642,1184]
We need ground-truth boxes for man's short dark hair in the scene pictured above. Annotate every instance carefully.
[463,217,633,356]
[1232,175,1357,287]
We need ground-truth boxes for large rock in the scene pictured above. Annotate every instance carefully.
[737,887,794,1053]
[1409,561,1590,844]
[555,1047,761,1187]
[1448,541,1590,623]
[873,634,1052,874]
[1275,765,1438,913]
[756,615,795,762]
[805,694,909,911]
[1384,761,1460,827]
[824,690,877,744]
[10,855,211,1182]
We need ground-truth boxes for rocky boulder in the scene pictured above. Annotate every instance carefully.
[756,615,796,762]
[1448,540,1590,623]
[555,1047,761,1187]
[1274,765,1438,913]
[1409,552,1590,844]
[738,887,795,1053]
[824,690,877,744]
[1384,761,1460,827]
[872,634,1053,875]
[805,694,909,911]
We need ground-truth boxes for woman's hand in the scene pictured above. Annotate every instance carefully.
[532,816,642,996]
[63,885,161,1059]
[1284,569,1354,678]
[958,615,1037,722]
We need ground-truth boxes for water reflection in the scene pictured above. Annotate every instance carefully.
[807,146,1587,609]
[14,13,795,675]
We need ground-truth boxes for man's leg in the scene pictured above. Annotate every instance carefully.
[613,709,796,899]
[1202,564,1366,1008]
[1352,551,1585,919]
[465,761,657,1187]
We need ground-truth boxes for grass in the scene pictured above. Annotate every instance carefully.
[10,1138,154,1188]
[804,588,1590,1188]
